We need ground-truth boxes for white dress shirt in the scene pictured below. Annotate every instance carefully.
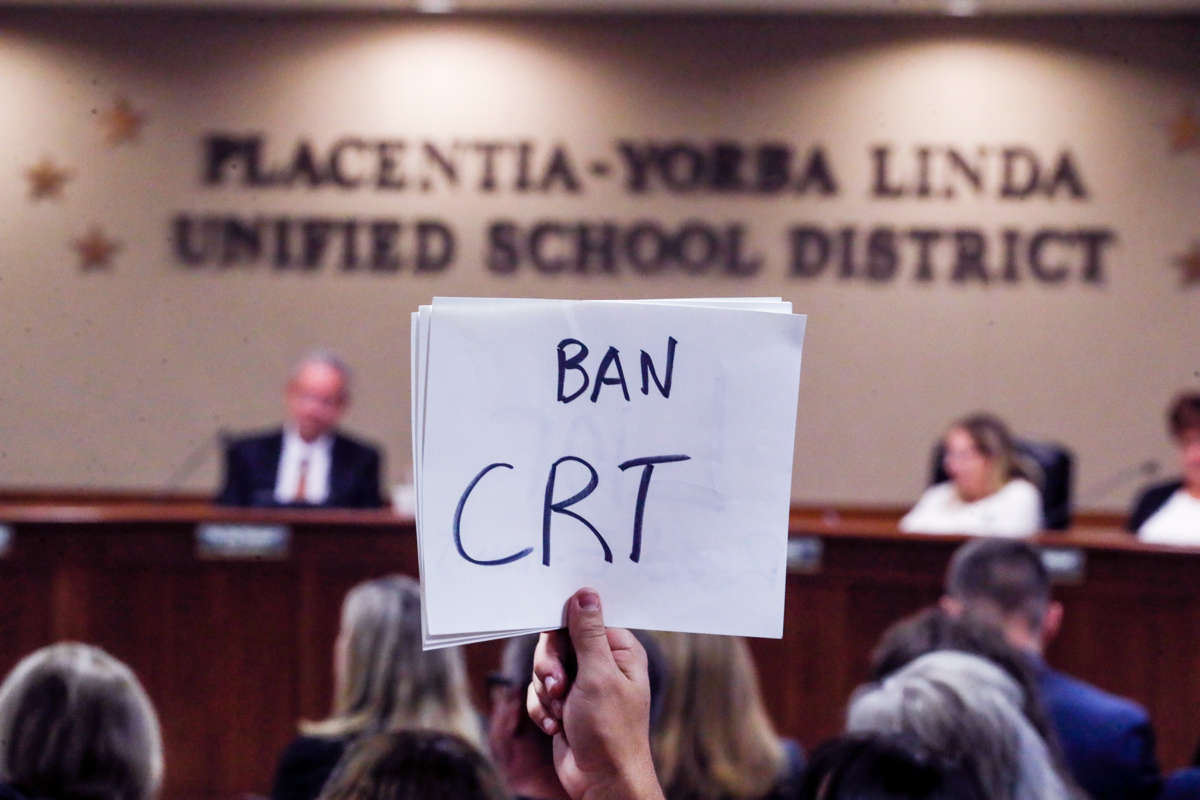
[899,478,1042,537]
[274,427,333,505]
[1138,489,1200,545]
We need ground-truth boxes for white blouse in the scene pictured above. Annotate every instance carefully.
[899,478,1042,538]
[1138,489,1200,545]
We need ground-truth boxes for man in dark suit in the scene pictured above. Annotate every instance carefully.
[216,352,385,509]
[941,538,1162,800]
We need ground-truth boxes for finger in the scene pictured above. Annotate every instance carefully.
[526,680,561,736]
[566,587,617,676]
[530,669,565,722]
[533,629,568,700]
[607,628,648,684]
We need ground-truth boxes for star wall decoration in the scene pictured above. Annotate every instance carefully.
[72,226,121,271]
[1175,243,1200,287]
[24,157,72,200]
[1167,107,1200,153]
[98,97,145,145]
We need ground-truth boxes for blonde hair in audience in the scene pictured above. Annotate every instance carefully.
[651,633,787,800]
[847,650,1081,800]
[0,642,163,800]
[301,574,480,745]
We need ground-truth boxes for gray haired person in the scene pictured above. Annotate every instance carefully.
[846,650,1083,800]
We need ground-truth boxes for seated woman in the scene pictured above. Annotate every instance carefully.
[900,413,1042,537]
[0,642,163,800]
[1128,392,1200,543]
[271,574,481,800]
[649,632,804,800]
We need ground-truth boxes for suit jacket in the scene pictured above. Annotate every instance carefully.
[216,429,385,509]
[1034,659,1162,800]
[1127,479,1185,532]
[1161,768,1200,800]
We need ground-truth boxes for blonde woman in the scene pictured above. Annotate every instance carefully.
[271,575,481,800]
[0,642,163,800]
[650,633,803,800]
[900,413,1042,537]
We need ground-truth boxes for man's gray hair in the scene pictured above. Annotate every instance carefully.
[292,350,353,390]
[847,650,1079,800]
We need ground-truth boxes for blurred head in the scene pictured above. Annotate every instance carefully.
[305,575,479,746]
[286,352,350,443]
[0,642,163,800]
[847,651,1074,800]
[943,414,1020,502]
[1167,392,1200,491]
[651,633,788,800]
[869,607,1060,755]
[942,538,1060,653]
[800,733,986,800]
[317,730,508,800]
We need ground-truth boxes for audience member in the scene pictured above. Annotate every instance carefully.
[316,730,508,800]
[943,538,1162,800]
[217,351,385,508]
[527,588,666,800]
[649,632,803,800]
[868,606,1061,757]
[798,733,986,800]
[0,642,163,800]
[271,575,480,800]
[1128,391,1200,542]
[846,650,1079,800]
[899,413,1041,536]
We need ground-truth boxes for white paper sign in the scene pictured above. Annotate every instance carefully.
[413,298,805,647]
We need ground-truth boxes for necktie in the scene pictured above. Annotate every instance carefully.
[295,457,309,503]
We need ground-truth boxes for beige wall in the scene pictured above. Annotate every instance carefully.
[0,10,1196,511]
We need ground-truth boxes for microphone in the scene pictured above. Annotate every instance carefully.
[1075,459,1160,506]
[161,428,233,498]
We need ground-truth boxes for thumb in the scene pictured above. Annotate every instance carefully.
[566,587,616,673]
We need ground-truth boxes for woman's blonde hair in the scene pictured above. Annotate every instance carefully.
[301,574,480,746]
[948,413,1033,494]
[0,642,163,800]
[651,633,787,800]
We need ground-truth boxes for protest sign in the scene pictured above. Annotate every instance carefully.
[413,298,805,647]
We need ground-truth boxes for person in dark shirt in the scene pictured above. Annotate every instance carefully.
[217,351,385,508]
[271,575,480,800]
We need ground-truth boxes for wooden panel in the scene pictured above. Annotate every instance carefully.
[0,501,1193,800]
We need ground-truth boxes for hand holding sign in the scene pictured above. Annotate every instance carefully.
[412,298,806,647]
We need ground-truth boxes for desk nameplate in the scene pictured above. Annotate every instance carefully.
[195,523,291,560]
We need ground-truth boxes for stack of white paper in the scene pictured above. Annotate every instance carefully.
[412,298,807,649]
